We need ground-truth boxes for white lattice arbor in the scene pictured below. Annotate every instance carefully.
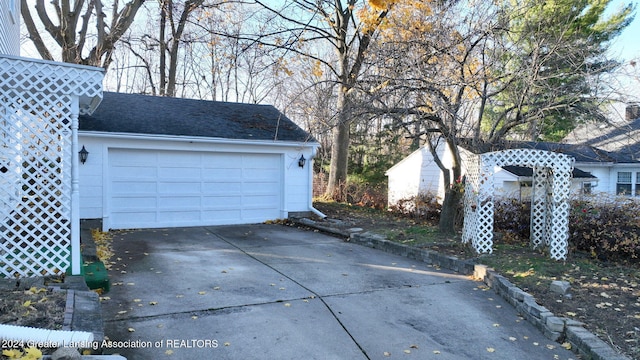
[0,54,103,277]
[462,149,574,260]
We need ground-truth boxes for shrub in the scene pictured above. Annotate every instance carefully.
[389,192,442,224]
[489,197,640,261]
[569,198,640,261]
[493,198,531,243]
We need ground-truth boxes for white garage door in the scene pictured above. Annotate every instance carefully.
[108,148,282,229]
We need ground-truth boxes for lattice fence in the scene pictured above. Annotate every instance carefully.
[0,55,102,277]
[462,149,574,260]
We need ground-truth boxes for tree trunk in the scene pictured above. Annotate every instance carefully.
[326,87,350,200]
[439,186,463,235]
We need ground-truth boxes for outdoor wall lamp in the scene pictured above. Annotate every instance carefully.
[79,145,89,164]
[298,154,306,168]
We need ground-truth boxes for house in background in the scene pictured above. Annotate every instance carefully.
[386,140,640,207]
[78,92,321,231]
[1,1,104,277]
[564,104,640,197]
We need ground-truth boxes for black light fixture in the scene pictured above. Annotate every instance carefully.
[79,145,89,164]
[298,154,306,168]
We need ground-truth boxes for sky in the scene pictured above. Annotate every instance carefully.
[607,0,640,62]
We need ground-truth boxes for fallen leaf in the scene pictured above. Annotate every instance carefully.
[410,344,418,349]
[566,312,577,317]
[509,337,517,341]
[149,301,158,305]
[561,342,572,350]
[128,327,135,332]
[383,351,391,356]
[546,344,556,350]
[165,349,174,355]
[403,349,411,354]
[487,347,495,353]
[133,299,142,302]
[433,350,441,354]
[493,323,500,327]
[213,286,221,290]
[198,291,207,295]
[191,316,198,320]
[224,342,231,346]
[22,300,32,307]
[284,303,291,307]
[117,310,127,315]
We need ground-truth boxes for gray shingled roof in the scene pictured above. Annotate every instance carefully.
[502,165,596,179]
[79,92,315,143]
[468,139,636,163]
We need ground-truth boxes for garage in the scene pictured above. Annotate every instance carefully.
[108,148,282,229]
[78,92,321,230]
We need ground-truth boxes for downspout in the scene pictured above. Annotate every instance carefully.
[308,146,326,219]
[0,323,93,345]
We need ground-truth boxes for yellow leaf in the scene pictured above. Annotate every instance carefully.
[561,342,572,350]
[566,312,577,317]
[165,349,174,355]
[23,347,43,360]
[486,347,495,353]
[22,300,32,307]
[2,349,23,359]
[198,291,206,295]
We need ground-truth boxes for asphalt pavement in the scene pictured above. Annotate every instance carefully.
[100,224,576,359]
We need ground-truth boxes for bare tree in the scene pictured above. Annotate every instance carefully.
[21,0,146,69]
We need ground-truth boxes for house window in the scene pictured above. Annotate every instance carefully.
[636,172,640,196]
[582,182,592,195]
[616,172,632,195]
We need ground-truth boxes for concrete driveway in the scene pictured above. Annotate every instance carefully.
[101,224,575,359]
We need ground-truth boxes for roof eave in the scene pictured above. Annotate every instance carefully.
[79,131,319,148]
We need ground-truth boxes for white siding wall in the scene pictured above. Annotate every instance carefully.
[386,143,447,206]
[0,0,21,55]
[78,134,314,221]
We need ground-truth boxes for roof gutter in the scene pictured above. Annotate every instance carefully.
[79,131,320,148]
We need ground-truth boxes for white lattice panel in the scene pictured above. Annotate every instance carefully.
[0,55,102,277]
[462,149,574,260]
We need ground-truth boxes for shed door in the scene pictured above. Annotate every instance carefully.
[107,148,282,229]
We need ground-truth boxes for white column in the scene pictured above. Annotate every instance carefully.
[70,96,81,275]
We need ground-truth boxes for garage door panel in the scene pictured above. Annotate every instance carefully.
[202,196,242,207]
[202,182,241,193]
[202,170,242,181]
[158,182,201,194]
[158,195,201,208]
[158,167,201,179]
[112,166,157,178]
[108,149,282,229]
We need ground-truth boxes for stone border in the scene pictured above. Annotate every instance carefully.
[296,219,630,360]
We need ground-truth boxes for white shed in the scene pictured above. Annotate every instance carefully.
[79,92,320,230]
